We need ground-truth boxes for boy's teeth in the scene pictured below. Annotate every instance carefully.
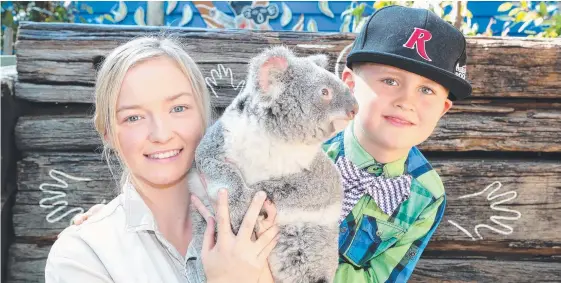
[148,150,180,159]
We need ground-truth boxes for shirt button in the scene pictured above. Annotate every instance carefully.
[367,165,382,174]
[376,230,382,237]
[340,226,347,234]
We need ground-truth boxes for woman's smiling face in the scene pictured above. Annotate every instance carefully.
[113,56,204,189]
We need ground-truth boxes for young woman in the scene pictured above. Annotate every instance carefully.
[45,36,278,283]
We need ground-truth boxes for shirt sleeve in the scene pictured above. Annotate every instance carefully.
[336,196,446,283]
[45,228,114,283]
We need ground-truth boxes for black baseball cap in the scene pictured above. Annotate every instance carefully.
[346,5,472,101]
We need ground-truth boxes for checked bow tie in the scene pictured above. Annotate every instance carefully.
[335,156,412,222]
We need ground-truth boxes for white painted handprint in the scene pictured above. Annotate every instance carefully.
[205,64,246,98]
[448,181,522,240]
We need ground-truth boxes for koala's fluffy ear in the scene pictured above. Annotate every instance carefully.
[307,54,329,69]
[257,51,289,94]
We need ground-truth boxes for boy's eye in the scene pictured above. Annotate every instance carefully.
[171,105,188,113]
[420,86,435,95]
[382,79,398,86]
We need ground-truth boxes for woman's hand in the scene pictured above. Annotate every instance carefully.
[192,190,279,283]
[70,204,105,225]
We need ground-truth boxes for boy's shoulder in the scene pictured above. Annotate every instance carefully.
[406,146,445,199]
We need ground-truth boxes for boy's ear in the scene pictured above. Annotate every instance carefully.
[341,67,356,93]
[440,98,453,117]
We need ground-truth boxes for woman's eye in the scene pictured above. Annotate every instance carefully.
[125,115,141,123]
[382,79,398,86]
[171,106,187,113]
[420,86,435,95]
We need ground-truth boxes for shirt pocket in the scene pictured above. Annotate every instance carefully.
[341,214,406,268]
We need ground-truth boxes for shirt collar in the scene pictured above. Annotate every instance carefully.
[343,120,407,178]
[122,182,159,233]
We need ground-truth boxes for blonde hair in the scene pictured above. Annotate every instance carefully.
[93,35,211,190]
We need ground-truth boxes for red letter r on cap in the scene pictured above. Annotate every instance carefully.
[403,27,433,62]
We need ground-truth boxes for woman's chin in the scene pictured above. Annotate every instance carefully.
[135,171,188,189]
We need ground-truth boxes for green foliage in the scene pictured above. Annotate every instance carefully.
[341,1,481,35]
[340,0,559,37]
[496,1,560,38]
[1,1,93,54]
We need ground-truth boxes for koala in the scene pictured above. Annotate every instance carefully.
[192,46,358,283]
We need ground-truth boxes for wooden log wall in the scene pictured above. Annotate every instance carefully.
[4,21,561,282]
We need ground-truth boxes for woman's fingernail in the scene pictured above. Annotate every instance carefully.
[257,191,266,198]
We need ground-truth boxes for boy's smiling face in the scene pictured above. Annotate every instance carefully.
[342,63,453,157]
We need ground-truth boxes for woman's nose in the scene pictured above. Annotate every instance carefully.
[148,118,173,143]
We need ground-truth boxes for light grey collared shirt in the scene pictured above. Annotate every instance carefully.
[45,182,206,283]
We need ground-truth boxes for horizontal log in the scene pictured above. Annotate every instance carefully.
[15,116,102,151]
[14,61,247,108]
[6,243,561,283]
[6,243,50,283]
[13,152,116,239]
[13,152,561,257]
[431,158,561,247]
[14,22,561,99]
[410,258,561,283]
[14,100,561,152]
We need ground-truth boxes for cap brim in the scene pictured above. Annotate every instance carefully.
[347,51,472,101]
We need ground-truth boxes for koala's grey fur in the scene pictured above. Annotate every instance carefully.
[191,46,358,283]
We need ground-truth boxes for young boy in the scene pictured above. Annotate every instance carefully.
[324,5,472,282]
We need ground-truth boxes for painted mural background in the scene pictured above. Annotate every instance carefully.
[4,1,559,35]
[1,1,560,55]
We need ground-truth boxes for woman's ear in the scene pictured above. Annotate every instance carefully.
[104,131,114,149]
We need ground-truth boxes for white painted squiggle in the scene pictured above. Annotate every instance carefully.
[448,181,522,240]
[39,169,93,223]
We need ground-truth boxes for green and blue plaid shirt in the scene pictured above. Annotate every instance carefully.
[322,121,446,283]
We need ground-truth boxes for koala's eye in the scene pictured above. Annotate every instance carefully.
[321,88,332,101]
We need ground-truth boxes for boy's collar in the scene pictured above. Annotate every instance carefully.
[343,120,407,178]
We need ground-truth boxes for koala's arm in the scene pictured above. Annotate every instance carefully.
[194,121,252,233]
[252,154,341,210]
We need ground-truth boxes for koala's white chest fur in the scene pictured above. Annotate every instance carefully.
[221,113,319,185]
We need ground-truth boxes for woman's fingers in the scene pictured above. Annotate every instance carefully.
[191,195,217,252]
[191,195,213,221]
[71,203,106,226]
[201,214,216,252]
[88,203,105,215]
[71,213,87,225]
[238,191,267,239]
[255,199,277,237]
[256,226,280,263]
[215,189,233,240]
